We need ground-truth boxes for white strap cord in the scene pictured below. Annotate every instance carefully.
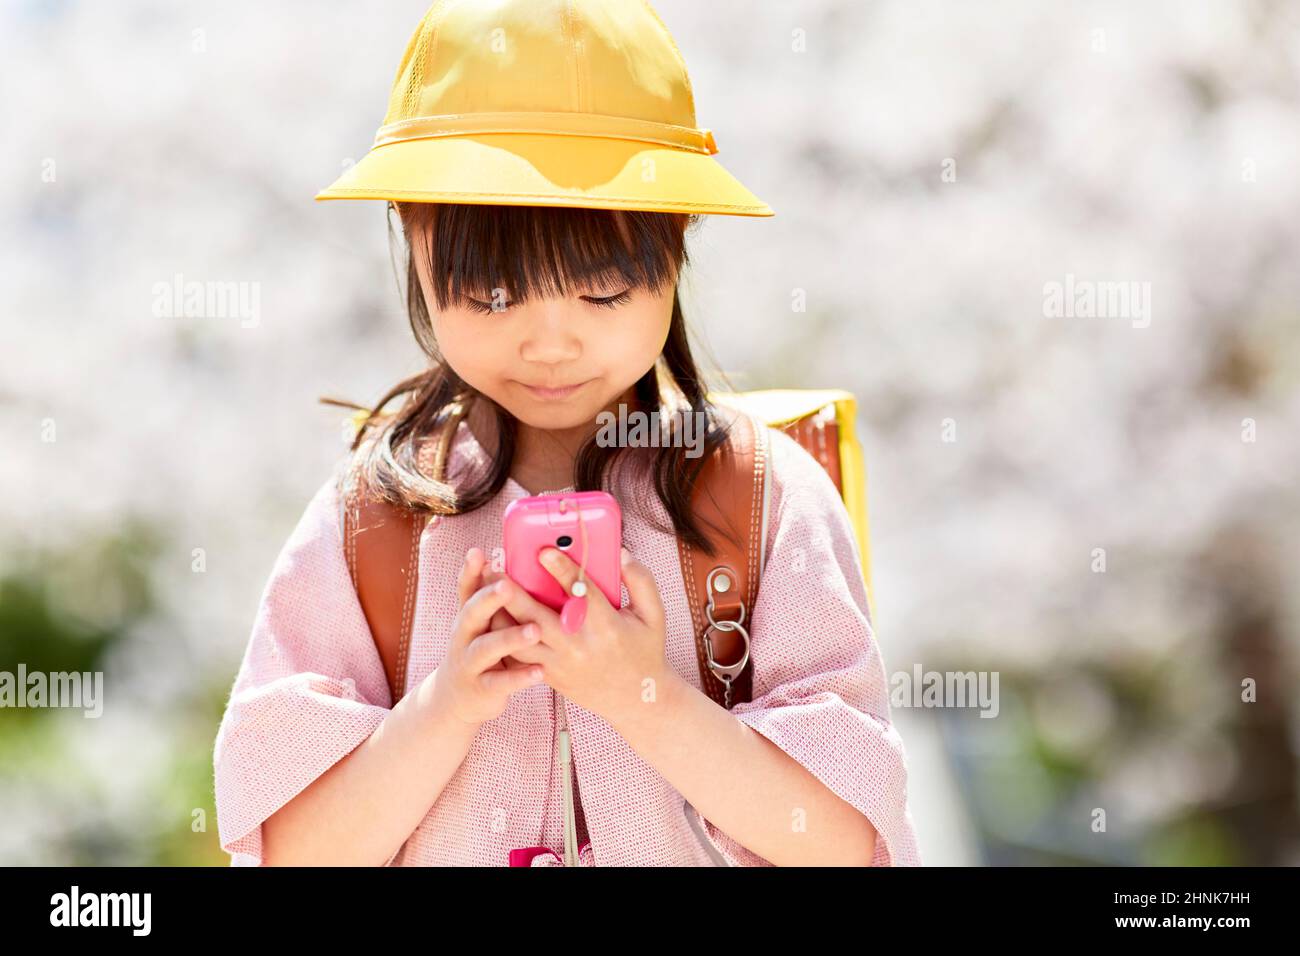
[556,691,580,867]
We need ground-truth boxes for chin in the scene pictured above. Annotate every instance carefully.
[506,399,603,431]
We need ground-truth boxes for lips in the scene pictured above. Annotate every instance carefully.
[518,379,591,399]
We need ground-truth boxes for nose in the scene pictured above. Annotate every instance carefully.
[518,298,582,365]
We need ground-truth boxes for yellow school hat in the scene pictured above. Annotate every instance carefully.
[315,0,773,217]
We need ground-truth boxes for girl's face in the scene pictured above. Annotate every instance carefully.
[409,219,676,433]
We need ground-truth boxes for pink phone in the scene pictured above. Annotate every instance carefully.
[502,491,623,612]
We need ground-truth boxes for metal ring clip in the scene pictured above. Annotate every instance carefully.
[702,566,750,703]
[702,620,751,682]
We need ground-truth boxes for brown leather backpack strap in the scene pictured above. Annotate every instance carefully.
[677,409,771,710]
[343,400,468,704]
[344,489,422,705]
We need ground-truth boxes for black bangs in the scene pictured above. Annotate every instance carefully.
[396,202,691,311]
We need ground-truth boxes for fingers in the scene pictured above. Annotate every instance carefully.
[467,621,552,673]
[493,576,563,639]
[479,662,545,696]
[451,577,516,649]
[457,547,486,607]
[619,547,665,631]
[480,568,521,632]
[461,550,519,634]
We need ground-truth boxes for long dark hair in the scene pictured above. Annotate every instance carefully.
[322,201,740,556]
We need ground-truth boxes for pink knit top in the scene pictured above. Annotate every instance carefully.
[213,419,921,866]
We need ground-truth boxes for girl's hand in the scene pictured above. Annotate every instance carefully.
[495,546,671,728]
[463,547,527,669]
[429,549,547,729]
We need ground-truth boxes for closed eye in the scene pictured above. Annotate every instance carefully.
[461,289,633,314]
[462,294,510,315]
[584,289,633,310]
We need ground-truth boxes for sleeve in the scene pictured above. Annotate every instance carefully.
[685,427,922,866]
[211,464,399,866]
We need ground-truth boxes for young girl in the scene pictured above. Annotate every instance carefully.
[213,0,919,867]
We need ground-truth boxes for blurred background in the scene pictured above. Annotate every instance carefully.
[2,0,1297,865]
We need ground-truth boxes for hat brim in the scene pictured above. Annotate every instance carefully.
[315,132,773,217]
